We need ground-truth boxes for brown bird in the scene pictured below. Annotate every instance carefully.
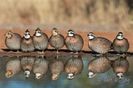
[21,29,34,52]
[33,28,48,52]
[5,57,21,78]
[21,56,35,78]
[49,28,65,54]
[88,56,111,78]
[111,56,129,79]
[65,29,84,54]
[112,32,129,54]
[50,58,64,80]
[87,32,112,54]
[33,57,48,79]
[5,31,21,51]
[65,55,83,79]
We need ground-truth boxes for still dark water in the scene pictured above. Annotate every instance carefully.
[0,54,133,88]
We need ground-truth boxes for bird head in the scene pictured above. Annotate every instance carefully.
[67,29,75,37]
[24,69,31,78]
[88,71,96,78]
[24,29,31,39]
[52,73,59,80]
[52,28,59,36]
[5,70,13,78]
[5,31,13,39]
[35,28,42,37]
[116,32,124,40]
[35,73,42,79]
[87,32,95,40]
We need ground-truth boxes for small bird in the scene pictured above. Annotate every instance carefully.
[33,57,48,79]
[88,56,111,78]
[49,28,65,54]
[112,32,129,54]
[5,31,21,51]
[50,58,64,80]
[111,56,129,79]
[33,28,48,52]
[5,57,21,78]
[21,56,35,78]
[21,29,34,52]
[65,55,83,79]
[65,30,84,54]
[87,32,112,54]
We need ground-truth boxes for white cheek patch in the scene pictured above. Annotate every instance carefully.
[24,70,30,77]
[89,35,94,40]
[88,72,95,78]
[117,35,123,40]
[24,34,30,39]
[35,73,42,79]
[53,31,58,36]
[36,32,42,37]
[117,72,123,79]
[67,73,74,79]
[68,33,74,37]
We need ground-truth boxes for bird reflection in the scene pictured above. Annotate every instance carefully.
[49,55,64,80]
[5,56,21,78]
[20,56,35,78]
[111,56,129,79]
[65,55,83,80]
[88,56,111,78]
[33,56,48,79]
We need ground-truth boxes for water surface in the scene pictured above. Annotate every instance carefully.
[0,54,133,88]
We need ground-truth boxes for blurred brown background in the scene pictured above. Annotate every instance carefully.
[0,0,132,31]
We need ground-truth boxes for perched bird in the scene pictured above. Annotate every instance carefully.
[65,29,84,54]
[50,58,64,80]
[33,28,48,52]
[21,56,35,78]
[49,28,65,54]
[112,32,129,54]
[87,32,112,54]
[65,55,83,79]
[21,29,34,52]
[33,57,48,79]
[88,56,111,78]
[111,56,129,79]
[5,31,21,51]
[5,57,21,78]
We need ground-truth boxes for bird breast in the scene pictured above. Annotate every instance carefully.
[88,57,111,73]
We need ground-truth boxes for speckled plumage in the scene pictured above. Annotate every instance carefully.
[33,57,48,79]
[21,56,35,76]
[5,31,21,50]
[33,29,48,51]
[49,34,64,50]
[21,37,34,52]
[49,28,65,52]
[21,30,34,52]
[5,58,21,78]
[88,56,111,73]
[65,34,84,52]
[50,59,64,80]
[65,56,83,79]
[89,37,112,54]
[112,38,129,53]
[112,56,129,78]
